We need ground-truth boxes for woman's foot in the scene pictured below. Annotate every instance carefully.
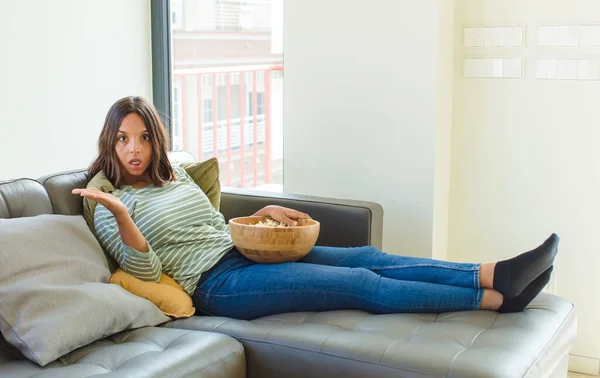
[497,266,553,313]
[493,234,559,298]
[480,289,504,310]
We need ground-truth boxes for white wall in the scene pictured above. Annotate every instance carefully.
[286,0,599,372]
[450,0,600,373]
[432,0,456,261]
[284,0,444,257]
[0,0,152,181]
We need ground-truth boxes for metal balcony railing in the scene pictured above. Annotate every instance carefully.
[173,65,282,188]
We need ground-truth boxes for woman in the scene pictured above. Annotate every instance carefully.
[73,96,558,320]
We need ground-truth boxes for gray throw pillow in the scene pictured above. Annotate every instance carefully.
[0,214,170,366]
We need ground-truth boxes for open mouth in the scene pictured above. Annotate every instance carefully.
[128,159,142,168]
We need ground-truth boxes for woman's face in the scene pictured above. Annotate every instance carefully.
[115,113,153,185]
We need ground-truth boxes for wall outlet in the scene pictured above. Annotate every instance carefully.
[544,272,557,294]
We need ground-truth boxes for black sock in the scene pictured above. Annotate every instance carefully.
[498,266,553,313]
[493,233,559,298]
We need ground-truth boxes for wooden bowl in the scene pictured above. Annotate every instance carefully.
[228,216,320,264]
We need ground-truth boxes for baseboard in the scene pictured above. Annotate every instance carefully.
[569,354,599,375]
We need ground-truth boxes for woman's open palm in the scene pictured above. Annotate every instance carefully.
[72,188,128,218]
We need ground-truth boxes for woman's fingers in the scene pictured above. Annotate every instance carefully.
[71,188,126,218]
[72,188,112,205]
[268,211,296,226]
[286,210,311,220]
[299,212,312,219]
[72,188,100,195]
[281,215,298,226]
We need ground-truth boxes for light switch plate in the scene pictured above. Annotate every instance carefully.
[500,26,524,47]
[502,58,523,78]
[538,26,560,46]
[464,58,522,78]
[484,27,504,47]
[539,25,583,46]
[465,26,523,47]
[559,25,580,46]
[557,60,580,80]
[580,25,600,46]
[508,27,524,47]
[492,59,503,77]
[464,27,484,47]
[464,58,493,78]
[536,59,558,79]
[537,59,599,80]
[578,60,600,80]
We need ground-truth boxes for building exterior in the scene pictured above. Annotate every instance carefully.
[170,0,283,189]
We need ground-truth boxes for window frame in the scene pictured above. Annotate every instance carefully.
[151,0,282,189]
[150,0,174,150]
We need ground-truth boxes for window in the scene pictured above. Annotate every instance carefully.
[172,78,184,151]
[153,0,284,191]
[246,92,265,117]
[201,75,213,124]
[203,99,213,124]
[171,0,183,30]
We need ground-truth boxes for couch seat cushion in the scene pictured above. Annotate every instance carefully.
[166,293,575,378]
[0,327,245,378]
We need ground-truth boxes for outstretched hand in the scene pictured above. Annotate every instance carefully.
[253,205,311,226]
[72,188,128,219]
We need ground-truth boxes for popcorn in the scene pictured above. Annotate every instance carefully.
[254,218,289,227]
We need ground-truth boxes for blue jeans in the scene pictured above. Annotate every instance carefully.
[193,246,484,320]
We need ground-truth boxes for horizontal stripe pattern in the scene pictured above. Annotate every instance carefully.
[94,165,234,294]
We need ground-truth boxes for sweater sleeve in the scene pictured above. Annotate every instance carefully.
[94,206,163,282]
[211,205,230,233]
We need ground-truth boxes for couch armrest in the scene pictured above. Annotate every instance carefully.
[220,188,384,249]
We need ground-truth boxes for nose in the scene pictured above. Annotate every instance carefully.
[129,140,141,154]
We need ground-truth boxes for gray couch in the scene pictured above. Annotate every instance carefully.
[0,154,577,377]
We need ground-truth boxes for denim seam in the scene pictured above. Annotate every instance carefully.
[369,264,479,272]
[473,288,484,310]
[196,288,479,312]
[473,263,482,289]
[197,282,481,298]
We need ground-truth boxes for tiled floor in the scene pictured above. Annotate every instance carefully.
[569,372,599,377]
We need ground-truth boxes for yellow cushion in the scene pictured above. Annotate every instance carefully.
[83,157,220,316]
[110,269,195,318]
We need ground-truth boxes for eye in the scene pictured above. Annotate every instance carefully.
[142,134,150,141]
[117,135,127,142]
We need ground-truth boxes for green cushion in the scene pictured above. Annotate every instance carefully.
[82,171,115,231]
[180,157,221,210]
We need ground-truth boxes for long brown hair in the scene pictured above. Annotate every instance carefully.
[88,96,175,188]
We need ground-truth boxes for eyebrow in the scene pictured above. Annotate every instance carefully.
[117,129,148,134]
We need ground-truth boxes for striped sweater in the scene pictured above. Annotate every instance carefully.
[94,165,234,294]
